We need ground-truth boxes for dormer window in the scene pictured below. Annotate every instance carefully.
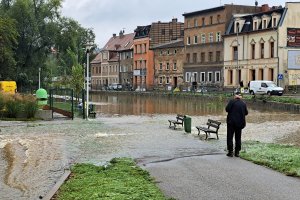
[271,12,281,28]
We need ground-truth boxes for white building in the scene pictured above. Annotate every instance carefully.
[223,2,300,90]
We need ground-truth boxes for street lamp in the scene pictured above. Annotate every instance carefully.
[85,41,93,120]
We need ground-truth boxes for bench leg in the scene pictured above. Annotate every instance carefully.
[169,121,172,128]
[216,133,219,140]
[173,123,176,130]
[205,132,208,140]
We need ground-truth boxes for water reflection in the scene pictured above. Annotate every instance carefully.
[91,93,227,116]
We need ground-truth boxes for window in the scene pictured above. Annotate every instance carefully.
[208,52,213,62]
[210,16,213,24]
[201,52,205,62]
[217,15,221,23]
[216,32,221,42]
[200,72,205,82]
[169,29,173,36]
[201,34,206,43]
[215,71,220,82]
[209,33,213,43]
[187,20,190,28]
[233,46,238,60]
[166,62,170,70]
[186,72,191,82]
[161,29,165,35]
[187,36,191,45]
[160,50,163,55]
[208,72,213,82]
[174,49,177,54]
[273,18,277,27]
[194,19,198,27]
[186,53,190,63]
[166,77,170,84]
[167,50,170,55]
[216,51,221,62]
[254,21,258,30]
[270,42,274,58]
[173,62,177,70]
[202,17,205,26]
[193,53,197,63]
[180,30,184,36]
[194,35,198,44]
[228,70,233,85]
[263,20,267,29]
[159,77,163,84]
[192,72,197,82]
[260,43,264,58]
[251,44,255,59]
[159,63,163,70]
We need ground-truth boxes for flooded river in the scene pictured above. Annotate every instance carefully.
[0,93,299,199]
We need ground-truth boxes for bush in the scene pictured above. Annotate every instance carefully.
[6,98,22,118]
[23,95,38,118]
[0,93,4,110]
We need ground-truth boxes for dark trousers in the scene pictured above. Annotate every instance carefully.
[227,124,242,152]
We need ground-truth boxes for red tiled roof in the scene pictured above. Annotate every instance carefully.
[91,53,102,64]
[103,33,135,51]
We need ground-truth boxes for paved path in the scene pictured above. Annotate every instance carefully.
[144,155,300,200]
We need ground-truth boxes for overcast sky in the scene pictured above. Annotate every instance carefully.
[61,0,296,48]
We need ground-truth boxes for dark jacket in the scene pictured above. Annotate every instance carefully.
[226,98,248,129]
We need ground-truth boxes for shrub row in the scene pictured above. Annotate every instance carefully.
[0,92,38,119]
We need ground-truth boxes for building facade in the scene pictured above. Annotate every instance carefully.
[152,39,185,90]
[223,2,300,89]
[91,31,134,90]
[133,19,184,90]
[182,4,260,90]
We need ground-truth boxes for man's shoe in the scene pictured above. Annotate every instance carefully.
[226,152,233,157]
[235,152,240,157]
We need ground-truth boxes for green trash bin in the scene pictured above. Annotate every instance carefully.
[184,115,192,133]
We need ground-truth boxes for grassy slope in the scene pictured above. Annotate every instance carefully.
[55,158,171,200]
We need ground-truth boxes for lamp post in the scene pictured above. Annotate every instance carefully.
[85,42,93,120]
[236,23,239,87]
[38,67,41,89]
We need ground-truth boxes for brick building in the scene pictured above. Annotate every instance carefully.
[152,39,185,90]
[133,19,184,90]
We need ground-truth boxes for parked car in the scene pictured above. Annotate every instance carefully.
[249,80,284,96]
[108,83,122,91]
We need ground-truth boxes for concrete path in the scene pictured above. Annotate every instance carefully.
[143,154,300,200]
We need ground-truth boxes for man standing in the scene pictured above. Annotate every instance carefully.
[225,91,248,157]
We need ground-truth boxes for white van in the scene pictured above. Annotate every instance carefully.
[249,80,284,96]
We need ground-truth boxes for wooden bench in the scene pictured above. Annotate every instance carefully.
[168,114,185,129]
[196,119,221,139]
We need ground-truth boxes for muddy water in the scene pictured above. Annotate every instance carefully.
[0,93,300,199]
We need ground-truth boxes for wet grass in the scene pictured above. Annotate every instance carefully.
[54,158,173,200]
[241,141,300,177]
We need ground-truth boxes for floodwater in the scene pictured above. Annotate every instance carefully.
[0,93,300,200]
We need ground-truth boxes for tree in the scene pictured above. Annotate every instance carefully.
[0,17,18,80]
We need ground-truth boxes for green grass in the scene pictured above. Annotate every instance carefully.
[241,141,300,177]
[55,158,172,200]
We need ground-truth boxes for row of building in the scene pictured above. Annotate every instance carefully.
[90,2,300,91]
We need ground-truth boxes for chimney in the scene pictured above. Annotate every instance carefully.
[261,4,270,12]
[113,33,116,38]
[172,18,178,23]
[119,30,124,38]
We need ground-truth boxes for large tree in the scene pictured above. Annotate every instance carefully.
[0,17,18,80]
[0,0,95,91]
